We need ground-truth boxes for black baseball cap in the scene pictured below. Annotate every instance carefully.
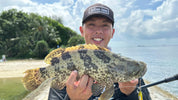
[82,3,114,25]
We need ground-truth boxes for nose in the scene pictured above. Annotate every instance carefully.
[95,26,103,34]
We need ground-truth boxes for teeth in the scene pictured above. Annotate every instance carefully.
[93,38,102,41]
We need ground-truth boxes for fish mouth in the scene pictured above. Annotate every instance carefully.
[142,65,147,76]
[130,61,147,79]
[138,61,147,77]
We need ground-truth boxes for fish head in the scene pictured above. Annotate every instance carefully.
[110,53,147,82]
[125,60,147,81]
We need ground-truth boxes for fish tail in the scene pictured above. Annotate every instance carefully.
[22,68,45,91]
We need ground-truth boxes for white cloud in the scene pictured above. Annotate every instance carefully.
[116,0,178,41]
[0,0,136,33]
[0,0,37,11]
[0,0,177,46]
[154,0,178,21]
[145,0,178,37]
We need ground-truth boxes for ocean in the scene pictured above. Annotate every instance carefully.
[111,45,178,98]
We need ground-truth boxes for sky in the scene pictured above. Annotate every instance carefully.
[0,0,178,48]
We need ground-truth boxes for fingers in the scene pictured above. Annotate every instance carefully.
[66,72,93,100]
[76,75,93,93]
[130,79,138,84]
[66,71,93,92]
[87,77,94,89]
[119,79,138,85]
[77,76,93,96]
[78,75,89,88]
[66,70,78,89]
[85,77,93,94]
[118,79,139,95]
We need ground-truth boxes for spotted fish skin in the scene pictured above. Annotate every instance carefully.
[22,44,147,100]
[42,49,146,87]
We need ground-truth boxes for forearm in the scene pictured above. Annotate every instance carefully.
[113,79,152,100]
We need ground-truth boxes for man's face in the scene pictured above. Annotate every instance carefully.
[80,17,115,48]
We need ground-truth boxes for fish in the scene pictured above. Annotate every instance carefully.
[22,44,147,100]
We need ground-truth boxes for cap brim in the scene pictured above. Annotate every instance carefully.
[82,14,114,24]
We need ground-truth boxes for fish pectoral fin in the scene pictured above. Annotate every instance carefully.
[99,85,114,100]
[92,83,105,96]
[51,81,66,90]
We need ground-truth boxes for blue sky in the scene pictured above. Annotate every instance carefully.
[0,0,178,48]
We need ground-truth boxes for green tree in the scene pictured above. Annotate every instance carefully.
[0,9,84,58]
[33,40,49,58]
[67,35,85,47]
[0,9,30,56]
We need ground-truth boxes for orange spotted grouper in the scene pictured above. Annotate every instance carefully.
[22,44,147,100]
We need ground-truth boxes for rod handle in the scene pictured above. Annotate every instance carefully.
[164,74,178,82]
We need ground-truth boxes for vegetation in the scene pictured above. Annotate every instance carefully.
[67,35,85,47]
[0,9,85,59]
[0,77,29,100]
[33,40,49,58]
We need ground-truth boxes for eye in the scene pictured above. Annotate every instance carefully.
[87,23,95,29]
[103,24,109,27]
[102,24,110,29]
[88,23,95,26]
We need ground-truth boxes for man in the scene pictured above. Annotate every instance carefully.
[48,3,151,100]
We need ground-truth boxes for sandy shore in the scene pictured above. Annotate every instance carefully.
[0,60,177,100]
[0,59,48,78]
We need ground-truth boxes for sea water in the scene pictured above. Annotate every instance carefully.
[111,45,178,98]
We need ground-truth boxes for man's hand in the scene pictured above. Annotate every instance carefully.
[66,70,93,100]
[118,79,138,95]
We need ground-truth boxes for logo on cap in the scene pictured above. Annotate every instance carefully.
[88,6,109,15]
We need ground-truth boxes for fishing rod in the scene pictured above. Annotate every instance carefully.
[140,74,178,89]
[137,74,178,100]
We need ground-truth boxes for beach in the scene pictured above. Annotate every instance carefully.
[0,60,177,100]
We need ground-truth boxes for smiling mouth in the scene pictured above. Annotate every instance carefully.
[93,38,103,42]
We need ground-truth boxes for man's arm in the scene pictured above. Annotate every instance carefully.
[113,78,152,100]
[119,79,138,95]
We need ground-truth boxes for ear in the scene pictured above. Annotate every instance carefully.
[111,28,115,38]
[79,26,84,37]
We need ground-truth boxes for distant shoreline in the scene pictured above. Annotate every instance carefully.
[0,60,177,100]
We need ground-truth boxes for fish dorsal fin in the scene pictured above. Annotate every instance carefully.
[44,44,110,64]
[44,48,65,64]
